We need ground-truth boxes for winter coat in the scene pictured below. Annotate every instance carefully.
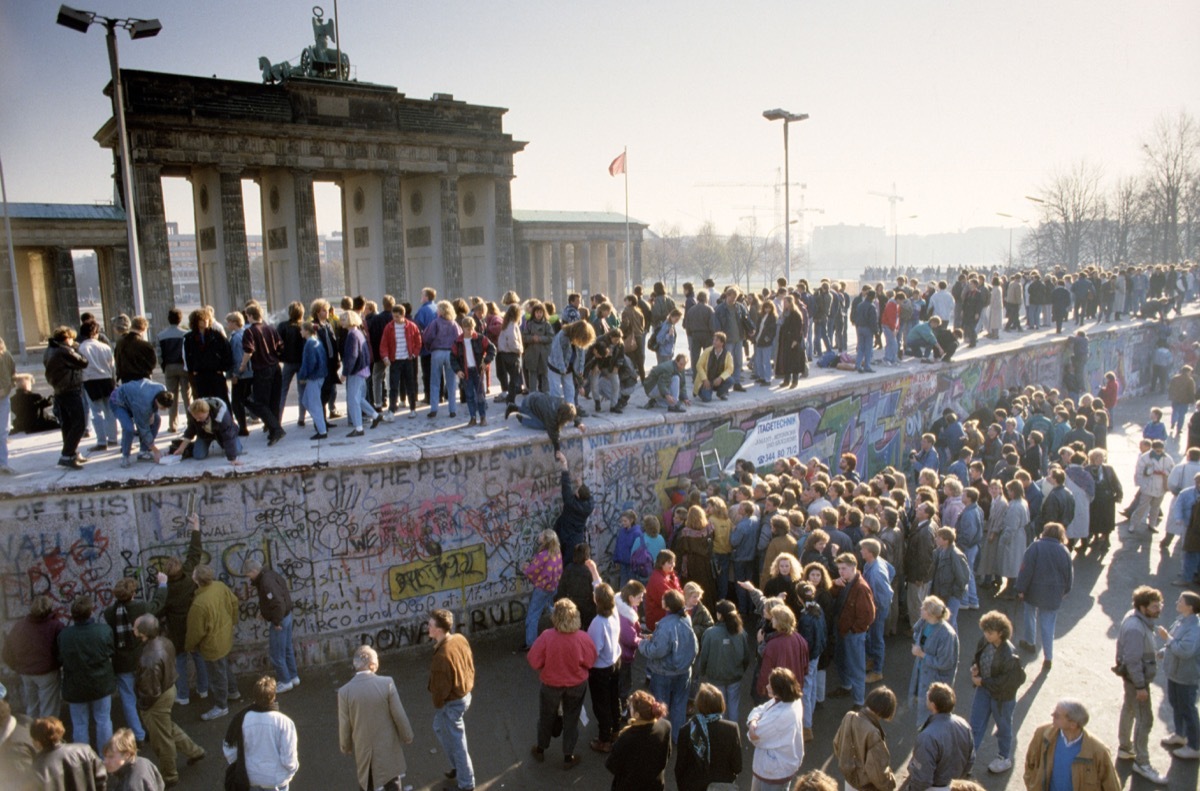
[972,637,1025,702]
[184,580,239,661]
[102,584,167,674]
[747,698,805,783]
[1,612,64,676]
[908,619,958,702]
[1159,613,1200,686]
[297,336,328,382]
[1015,537,1072,611]
[32,743,106,791]
[775,309,807,377]
[44,339,88,395]
[1116,608,1159,688]
[698,624,753,685]
[639,611,698,676]
[929,546,970,602]
[833,708,896,791]
[1023,725,1119,791]
[997,497,1028,579]
[756,630,809,699]
[57,621,116,703]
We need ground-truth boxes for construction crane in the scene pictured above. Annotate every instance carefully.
[696,169,804,233]
[869,182,905,268]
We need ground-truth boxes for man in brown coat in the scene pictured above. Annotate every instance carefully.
[829,553,876,708]
[133,614,205,787]
[833,686,898,791]
[338,646,413,791]
[428,609,476,791]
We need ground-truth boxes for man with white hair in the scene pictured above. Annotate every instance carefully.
[337,646,414,791]
[1022,699,1119,791]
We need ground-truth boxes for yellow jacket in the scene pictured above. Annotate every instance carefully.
[184,580,239,660]
[693,345,734,396]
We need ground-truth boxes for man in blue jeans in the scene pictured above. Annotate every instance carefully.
[103,575,168,745]
[639,589,698,743]
[1014,521,1073,672]
[244,559,299,693]
[829,553,875,706]
[428,609,476,791]
[860,540,894,684]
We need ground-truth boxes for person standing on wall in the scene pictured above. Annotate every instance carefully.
[156,308,190,433]
[427,609,476,791]
[238,304,286,446]
[244,559,299,694]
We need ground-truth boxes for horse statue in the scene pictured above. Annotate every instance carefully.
[258,56,293,84]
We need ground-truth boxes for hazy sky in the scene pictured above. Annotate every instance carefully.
[2,0,1197,241]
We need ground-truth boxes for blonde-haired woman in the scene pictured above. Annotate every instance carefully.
[422,300,463,419]
[706,496,734,598]
[528,598,597,770]
[339,309,391,436]
[674,505,716,610]
[908,595,959,727]
[521,530,562,650]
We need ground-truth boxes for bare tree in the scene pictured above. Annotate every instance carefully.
[1141,111,1199,263]
[688,221,728,290]
[643,223,682,290]
[1034,160,1103,271]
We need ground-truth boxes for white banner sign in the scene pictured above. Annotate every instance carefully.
[727,413,800,472]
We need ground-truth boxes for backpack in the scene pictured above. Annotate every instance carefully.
[647,327,660,353]
[629,534,654,579]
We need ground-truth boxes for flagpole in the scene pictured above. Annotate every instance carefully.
[623,145,630,293]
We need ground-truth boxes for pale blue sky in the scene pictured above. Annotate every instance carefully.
[1,0,1196,240]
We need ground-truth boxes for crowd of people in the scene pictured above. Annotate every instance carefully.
[3,263,1200,790]
[2,260,1196,476]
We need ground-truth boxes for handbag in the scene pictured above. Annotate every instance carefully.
[630,534,654,578]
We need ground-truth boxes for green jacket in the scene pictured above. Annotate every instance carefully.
[58,621,116,703]
[697,624,752,685]
[643,359,682,399]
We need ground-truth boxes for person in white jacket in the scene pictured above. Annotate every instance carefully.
[1131,440,1175,537]
[746,667,806,790]
[224,676,299,790]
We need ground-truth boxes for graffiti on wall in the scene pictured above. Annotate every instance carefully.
[1,316,1195,669]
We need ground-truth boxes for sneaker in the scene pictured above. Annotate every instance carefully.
[137,451,155,461]
[175,696,189,706]
[1116,747,1136,760]
[276,681,294,694]
[290,677,300,688]
[1131,763,1167,784]
[1174,746,1200,759]
[200,706,229,721]
[987,757,1013,773]
[1161,733,1187,747]
[227,690,242,701]
[197,690,208,699]
[408,410,417,419]
[120,456,134,469]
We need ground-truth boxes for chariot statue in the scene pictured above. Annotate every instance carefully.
[257,5,350,84]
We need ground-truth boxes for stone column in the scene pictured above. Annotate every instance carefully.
[0,244,17,350]
[44,247,80,330]
[293,170,322,304]
[516,242,532,298]
[494,178,515,292]
[589,241,608,301]
[98,246,136,326]
[132,163,173,328]
[439,176,463,294]
[549,242,563,308]
[610,242,622,298]
[577,240,591,295]
[381,172,407,300]
[632,238,643,287]
[219,168,252,309]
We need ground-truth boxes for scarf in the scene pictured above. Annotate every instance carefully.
[687,712,721,765]
[112,602,133,650]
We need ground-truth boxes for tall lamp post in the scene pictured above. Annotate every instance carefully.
[57,5,162,321]
[763,109,808,285]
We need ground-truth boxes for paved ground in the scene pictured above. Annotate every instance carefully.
[24,388,1188,791]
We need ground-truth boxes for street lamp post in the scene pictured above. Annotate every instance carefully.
[763,109,808,285]
[57,5,162,321]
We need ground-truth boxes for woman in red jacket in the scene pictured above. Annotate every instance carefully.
[527,598,597,770]
[644,550,683,632]
[756,606,810,701]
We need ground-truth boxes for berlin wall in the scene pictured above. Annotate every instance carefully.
[1,317,1194,674]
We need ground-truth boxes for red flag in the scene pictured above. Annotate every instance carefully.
[608,152,626,177]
